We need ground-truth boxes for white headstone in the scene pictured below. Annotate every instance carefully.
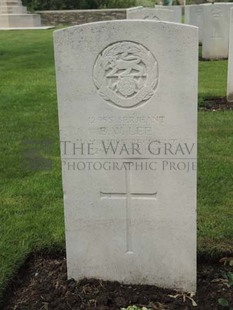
[227,7,233,101]
[202,3,233,59]
[127,8,174,22]
[185,5,207,43]
[54,20,198,292]
[155,5,182,23]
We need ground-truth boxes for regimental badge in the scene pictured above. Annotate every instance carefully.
[93,41,159,109]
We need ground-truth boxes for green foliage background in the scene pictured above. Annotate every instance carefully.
[22,0,137,10]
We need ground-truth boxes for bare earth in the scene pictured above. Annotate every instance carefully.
[2,253,233,310]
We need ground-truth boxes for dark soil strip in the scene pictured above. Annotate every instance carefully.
[2,253,233,310]
[199,97,233,111]
[199,57,228,62]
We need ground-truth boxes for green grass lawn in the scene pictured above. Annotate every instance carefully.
[0,29,64,302]
[0,29,232,303]
[199,58,228,100]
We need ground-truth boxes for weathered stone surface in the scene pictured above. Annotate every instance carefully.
[0,5,26,13]
[127,7,174,22]
[0,0,26,14]
[155,5,182,23]
[0,0,42,28]
[54,20,198,292]
[0,14,41,27]
[202,3,233,59]
[185,4,207,43]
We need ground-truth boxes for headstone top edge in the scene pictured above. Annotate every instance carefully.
[53,20,199,36]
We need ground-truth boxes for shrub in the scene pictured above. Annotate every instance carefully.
[98,0,136,8]
[22,0,136,10]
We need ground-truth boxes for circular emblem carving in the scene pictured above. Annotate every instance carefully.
[93,41,159,109]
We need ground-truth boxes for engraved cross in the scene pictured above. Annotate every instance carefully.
[100,166,157,254]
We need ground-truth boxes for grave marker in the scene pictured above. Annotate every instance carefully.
[54,20,198,292]
[202,3,233,59]
[127,7,174,22]
[185,4,208,43]
[155,5,182,23]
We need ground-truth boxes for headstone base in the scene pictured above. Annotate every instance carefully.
[0,13,41,28]
[0,26,54,30]
[0,5,27,13]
